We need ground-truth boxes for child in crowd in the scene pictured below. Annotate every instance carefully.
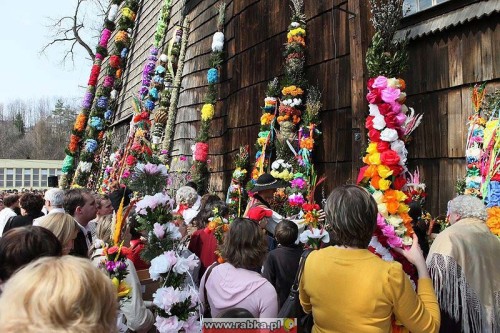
[262,219,303,308]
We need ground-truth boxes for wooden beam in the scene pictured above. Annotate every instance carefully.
[348,0,372,182]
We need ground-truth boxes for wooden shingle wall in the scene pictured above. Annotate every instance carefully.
[111,0,500,216]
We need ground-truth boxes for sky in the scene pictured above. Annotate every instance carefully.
[0,1,101,105]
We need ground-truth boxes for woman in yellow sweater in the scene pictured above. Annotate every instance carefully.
[299,185,440,333]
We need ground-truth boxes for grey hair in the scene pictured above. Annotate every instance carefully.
[175,186,198,207]
[44,188,65,208]
[448,195,487,221]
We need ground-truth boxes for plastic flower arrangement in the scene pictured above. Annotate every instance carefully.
[358,75,414,248]
[100,243,132,299]
[270,159,294,181]
[126,162,169,197]
[134,189,201,332]
[204,207,230,263]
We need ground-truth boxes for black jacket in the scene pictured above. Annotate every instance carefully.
[3,212,44,234]
[262,245,304,308]
[70,228,90,258]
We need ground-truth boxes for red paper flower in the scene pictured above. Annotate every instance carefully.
[389,164,403,177]
[393,176,406,190]
[378,103,392,116]
[380,150,400,166]
[365,116,375,130]
[366,88,382,104]
[368,129,381,142]
[126,155,137,166]
[367,78,375,90]
[88,65,101,86]
[384,113,399,129]
[109,55,121,69]
[194,142,209,162]
[377,141,391,152]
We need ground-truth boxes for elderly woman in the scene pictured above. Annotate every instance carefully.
[174,185,201,225]
[0,256,117,332]
[200,218,278,318]
[299,185,440,332]
[427,195,500,332]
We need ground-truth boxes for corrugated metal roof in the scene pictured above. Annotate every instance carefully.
[395,0,500,41]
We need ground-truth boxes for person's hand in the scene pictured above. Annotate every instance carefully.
[394,234,429,278]
[318,209,326,223]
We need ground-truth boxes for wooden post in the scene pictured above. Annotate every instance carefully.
[348,0,372,182]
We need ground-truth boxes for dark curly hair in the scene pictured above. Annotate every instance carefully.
[0,226,62,281]
[19,193,44,216]
[221,218,267,270]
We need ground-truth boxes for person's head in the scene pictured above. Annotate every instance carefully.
[38,213,79,255]
[43,188,65,211]
[19,193,44,216]
[194,200,229,229]
[0,226,62,282]
[447,195,487,225]
[0,256,118,333]
[325,185,377,248]
[192,194,221,229]
[221,218,267,270]
[108,186,133,213]
[3,194,20,209]
[95,214,114,246]
[175,186,198,208]
[408,201,422,222]
[0,198,4,211]
[64,189,97,226]
[95,194,114,217]
[252,173,287,203]
[275,219,299,246]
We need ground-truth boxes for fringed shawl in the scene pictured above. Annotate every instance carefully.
[426,218,500,333]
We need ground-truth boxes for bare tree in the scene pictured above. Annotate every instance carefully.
[41,0,109,65]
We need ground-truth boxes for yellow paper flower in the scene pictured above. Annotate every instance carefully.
[378,203,388,217]
[397,203,410,214]
[201,104,215,121]
[117,280,131,298]
[367,143,378,155]
[257,137,267,147]
[368,153,381,165]
[395,190,408,203]
[122,8,136,21]
[286,27,306,39]
[379,179,391,191]
[260,113,275,126]
[115,31,129,43]
[377,165,393,179]
[281,86,304,96]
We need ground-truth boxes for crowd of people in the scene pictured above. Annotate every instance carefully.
[0,175,499,333]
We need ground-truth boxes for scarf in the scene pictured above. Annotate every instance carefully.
[426,217,500,333]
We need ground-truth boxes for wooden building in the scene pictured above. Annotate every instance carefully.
[110,0,500,216]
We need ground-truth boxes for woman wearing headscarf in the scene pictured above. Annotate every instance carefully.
[427,195,500,333]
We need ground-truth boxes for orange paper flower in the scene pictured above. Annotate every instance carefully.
[300,137,314,150]
[73,114,87,132]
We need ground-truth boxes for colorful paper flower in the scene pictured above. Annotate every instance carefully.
[201,104,215,121]
[207,68,218,84]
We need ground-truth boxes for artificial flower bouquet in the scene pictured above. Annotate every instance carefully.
[204,207,230,263]
[100,243,132,299]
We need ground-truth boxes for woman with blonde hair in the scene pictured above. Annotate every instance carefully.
[90,214,154,333]
[38,213,78,255]
[0,256,117,332]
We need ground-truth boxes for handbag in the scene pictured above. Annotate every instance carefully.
[277,250,314,333]
[202,262,219,318]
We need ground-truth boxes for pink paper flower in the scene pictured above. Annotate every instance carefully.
[122,169,131,178]
[381,87,401,104]
[291,178,307,189]
[155,315,184,333]
[288,193,305,207]
[153,223,165,239]
[372,76,388,89]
